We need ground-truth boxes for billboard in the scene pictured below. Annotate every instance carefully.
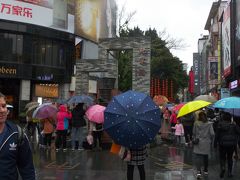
[75,0,116,42]
[193,53,200,95]
[235,0,240,66]
[208,56,218,85]
[0,0,74,33]
[222,1,231,77]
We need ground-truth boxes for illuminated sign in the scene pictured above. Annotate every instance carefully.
[36,74,53,81]
[0,66,17,75]
[230,80,238,89]
[35,84,58,98]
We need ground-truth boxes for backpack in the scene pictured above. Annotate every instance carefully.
[16,125,24,146]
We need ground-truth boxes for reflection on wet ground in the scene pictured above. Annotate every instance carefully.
[33,137,240,180]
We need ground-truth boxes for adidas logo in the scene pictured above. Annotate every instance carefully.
[9,142,17,150]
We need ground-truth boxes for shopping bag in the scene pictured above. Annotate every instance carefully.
[110,143,121,154]
[87,134,93,145]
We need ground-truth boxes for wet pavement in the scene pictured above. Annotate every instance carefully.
[32,136,240,180]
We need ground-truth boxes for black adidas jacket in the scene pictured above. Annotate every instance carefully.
[0,121,35,180]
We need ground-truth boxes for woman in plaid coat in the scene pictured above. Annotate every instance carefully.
[127,145,147,180]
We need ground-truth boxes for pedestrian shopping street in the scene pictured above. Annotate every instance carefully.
[33,136,240,180]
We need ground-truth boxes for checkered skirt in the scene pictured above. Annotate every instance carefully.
[127,146,147,165]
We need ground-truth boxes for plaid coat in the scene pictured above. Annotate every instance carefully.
[127,146,147,165]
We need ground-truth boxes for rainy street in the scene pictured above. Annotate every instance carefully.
[33,136,240,180]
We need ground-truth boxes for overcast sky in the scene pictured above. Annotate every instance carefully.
[115,0,217,68]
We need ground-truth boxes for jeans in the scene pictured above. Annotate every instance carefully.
[71,127,85,148]
[195,154,208,172]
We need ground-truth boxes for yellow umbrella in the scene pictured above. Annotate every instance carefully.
[177,100,211,118]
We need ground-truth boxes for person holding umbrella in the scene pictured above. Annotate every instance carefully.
[127,145,147,180]
[104,90,161,180]
[86,104,106,150]
[71,103,86,151]
[214,112,240,178]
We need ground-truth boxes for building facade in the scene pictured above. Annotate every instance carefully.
[0,0,117,119]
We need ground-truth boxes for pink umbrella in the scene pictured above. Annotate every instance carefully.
[85,104,106,124]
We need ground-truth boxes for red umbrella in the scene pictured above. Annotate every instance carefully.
[172,103,185,112]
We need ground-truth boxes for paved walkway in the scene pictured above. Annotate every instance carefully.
[33,136,240,180]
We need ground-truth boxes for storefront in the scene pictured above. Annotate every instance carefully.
[0,20,75,120]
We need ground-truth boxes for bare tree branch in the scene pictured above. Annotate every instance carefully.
[158,29,189,50]
[117,2,136,36]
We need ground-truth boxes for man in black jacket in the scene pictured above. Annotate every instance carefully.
[215,112,240,178]
[71,103,86,150]
[0,92,35,180]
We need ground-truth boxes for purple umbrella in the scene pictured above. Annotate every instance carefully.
[32,103,58,119]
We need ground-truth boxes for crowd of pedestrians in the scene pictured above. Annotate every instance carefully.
[159,104,240,179]
[25,102,106,153]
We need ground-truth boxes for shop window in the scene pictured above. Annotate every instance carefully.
[16,34,23,62]
[22,35,32,64]
[0,33,17,62]
[45,40,52,66]
[52,41,59,66]
[33,38,46,65]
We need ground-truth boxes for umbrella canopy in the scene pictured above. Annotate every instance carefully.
[172,103,185,112]
[25,101,39,109]
[213,97,240,117]
[67,95,94,106]
[55,98,67,105]
[104,90,161,149]
[85,104,106,124]
[177,100,211,118]
[26,104,39,117]
[153,95,169,106]
[194,95,217,103]
[32,103,58,119]
[213,97,240,109]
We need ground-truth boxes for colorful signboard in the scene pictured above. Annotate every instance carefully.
[208,56,218,85]
[0,0,74,33]
[222,1,231,77]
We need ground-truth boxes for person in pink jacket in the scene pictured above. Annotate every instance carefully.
[55,105,72,152]
[172,119,184,144]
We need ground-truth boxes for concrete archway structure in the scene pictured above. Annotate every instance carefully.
[75,37,151,95]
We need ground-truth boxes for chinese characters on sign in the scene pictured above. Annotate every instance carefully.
[0,3,32,18]
[135,48,150,77]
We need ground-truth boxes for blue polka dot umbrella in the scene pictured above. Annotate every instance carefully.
[104,90,161,149]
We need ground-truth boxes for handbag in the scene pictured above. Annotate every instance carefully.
[118,146,131,161]
[192,138,199,145]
